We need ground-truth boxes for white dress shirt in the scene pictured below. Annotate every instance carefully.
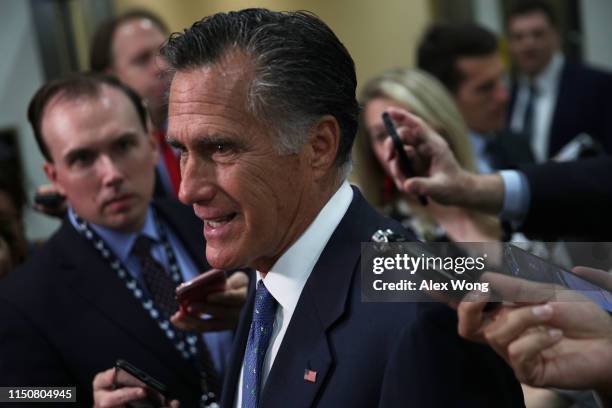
[510,53,564,162]
[468,130,495,174]
[233,181,354,407]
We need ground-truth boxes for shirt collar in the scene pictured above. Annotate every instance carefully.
[469,130,489,154]
[258,181,353,317]
[68,206,158,263]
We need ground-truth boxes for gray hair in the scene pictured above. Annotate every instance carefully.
[162,8,359,177]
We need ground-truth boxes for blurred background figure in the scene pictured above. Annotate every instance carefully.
[0,132,31,277]
[417,22,534,173]
[31,9,179,219]
[90,10,179,198]
[356,68,501,242]
[506,0,612,162]
[0,164,28,277]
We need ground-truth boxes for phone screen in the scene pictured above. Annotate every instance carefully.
[504,244,612,312]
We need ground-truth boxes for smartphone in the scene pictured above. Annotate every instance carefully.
[114,359,168,408]
[382,112,428,205]
[175,269,227,310]
[33,191,65,208]
[503,244,612,312]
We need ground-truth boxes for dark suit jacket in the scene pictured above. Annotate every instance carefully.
[221,188,524,408]
[519,156,612,240]
[486,129,535,170]
[0,199,208,407]
[509,61,612,158]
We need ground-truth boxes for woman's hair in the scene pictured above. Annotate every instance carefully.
[354,68,499,239]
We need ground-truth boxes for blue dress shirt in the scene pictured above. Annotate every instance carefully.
[68,206,232,375]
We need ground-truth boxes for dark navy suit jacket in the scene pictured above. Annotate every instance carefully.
[486,129,535,170]
[509,61,612,158]
[519,156,612,240]
[221,188,524,408]
[0,199,208,407]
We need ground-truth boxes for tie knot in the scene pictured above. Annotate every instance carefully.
[253,280,277,322]
[132,235,154,258]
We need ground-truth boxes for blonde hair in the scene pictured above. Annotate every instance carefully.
[354,68,500,240]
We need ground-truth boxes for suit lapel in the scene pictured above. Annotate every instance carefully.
[56,220,200,389]
[222,188,405,408]
[549,61,571,155]
[259,189,374,407]
[153,199,209,271]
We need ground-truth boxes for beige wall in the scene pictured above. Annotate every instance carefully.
[113,0,431,92]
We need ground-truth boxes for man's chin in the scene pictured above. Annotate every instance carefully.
[100,212,145,233]
[205,248,246,271]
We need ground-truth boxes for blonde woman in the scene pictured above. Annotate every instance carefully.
[355,68,500,242]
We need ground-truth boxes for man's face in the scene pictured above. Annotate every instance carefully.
[167,53,318,272]
[508,12,559,77]
[111,18,169,119]
[42,86,159,232]
[455,53,508,134]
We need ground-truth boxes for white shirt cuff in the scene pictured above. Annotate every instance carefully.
[499,170,530,224]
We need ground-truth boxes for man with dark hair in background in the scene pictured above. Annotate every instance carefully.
[506,0,612,162]
[418,22,534,173]
[92,8,525,408]
[0,163,28,277]
[90,10,180,197]
[0,74,238,407]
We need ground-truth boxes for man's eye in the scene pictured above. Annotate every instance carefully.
[70,153,95,167]
[118,140,131,150]
[212,143,236,156]
[133,52,152,67]
[197,141,238,160]
[112,138,136,155]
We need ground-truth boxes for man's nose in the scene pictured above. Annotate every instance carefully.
[178,156,216,205]
[98,155,124,187]
[495,81,509,105]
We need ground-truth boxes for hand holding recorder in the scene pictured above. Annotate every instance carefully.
[93,363,179,408]
[171,269,249,333]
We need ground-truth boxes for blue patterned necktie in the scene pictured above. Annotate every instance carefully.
[131,235,221,402]
[242,280,278,408]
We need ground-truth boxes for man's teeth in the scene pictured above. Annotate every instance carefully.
[206,215,232,228]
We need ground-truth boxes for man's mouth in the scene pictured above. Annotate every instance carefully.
[204,213,237,229]
[104,194,134,209]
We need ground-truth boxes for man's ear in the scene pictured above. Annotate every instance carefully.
[43,161,66,195]
[307,115,340,177]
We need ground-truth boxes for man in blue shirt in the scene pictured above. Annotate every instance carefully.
[0,74,238,407]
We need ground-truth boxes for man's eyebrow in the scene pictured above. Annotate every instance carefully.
[167,134,243,150]
[114,131,139,142]
[166,136,184,150]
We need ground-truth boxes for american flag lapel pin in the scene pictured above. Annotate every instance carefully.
[304,369,317,383]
